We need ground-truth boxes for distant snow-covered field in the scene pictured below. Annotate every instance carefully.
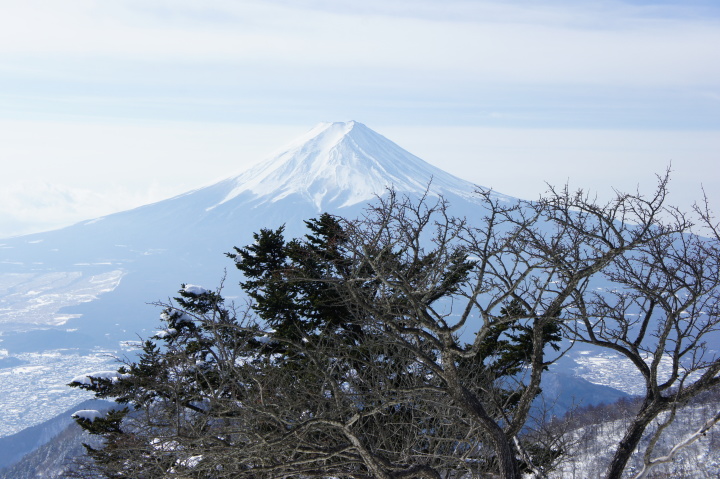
[0,349,116,437]
[571,350,675,396]
[0,270,124,329]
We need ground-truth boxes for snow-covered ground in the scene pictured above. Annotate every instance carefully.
[0,269,129,437]
[551,404,720,478]
[0,270,124,329]
[570,350,675,396]
[0,348,117,437]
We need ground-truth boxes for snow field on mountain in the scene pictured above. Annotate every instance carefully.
[215,121,484,210]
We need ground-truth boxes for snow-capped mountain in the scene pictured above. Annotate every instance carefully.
[1,121,486,269]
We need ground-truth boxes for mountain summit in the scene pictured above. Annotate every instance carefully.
[212,121,480,211]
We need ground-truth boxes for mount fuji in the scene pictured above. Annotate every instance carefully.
[1,121,487,274]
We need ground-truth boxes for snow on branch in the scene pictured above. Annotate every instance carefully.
[69,370,130,385]
[72,409,104,422]
[183,284,209,295]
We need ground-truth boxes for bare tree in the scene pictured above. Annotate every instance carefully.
[326,176,700,478]
[69,175,719,479]
[563,178,720,478]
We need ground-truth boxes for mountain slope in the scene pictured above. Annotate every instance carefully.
[0,399,112,473]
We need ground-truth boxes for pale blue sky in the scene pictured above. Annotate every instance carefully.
[0,0,718,236]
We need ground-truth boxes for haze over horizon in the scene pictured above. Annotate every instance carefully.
[1,0,718,237]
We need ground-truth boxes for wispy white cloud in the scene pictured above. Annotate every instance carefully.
[0,0,718,87]
[0,0,716,135]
